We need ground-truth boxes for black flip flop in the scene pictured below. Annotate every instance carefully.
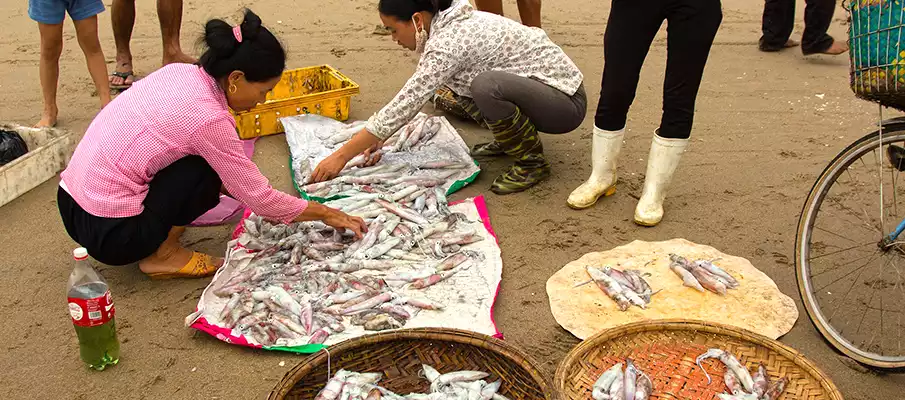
[109,71,135,90]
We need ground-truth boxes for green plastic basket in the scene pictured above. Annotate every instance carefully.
[849,0,905,109]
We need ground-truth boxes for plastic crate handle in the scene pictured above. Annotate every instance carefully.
[330,70,350,85]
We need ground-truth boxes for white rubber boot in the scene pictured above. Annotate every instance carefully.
[634,132,688,226]
[566,127,625,209]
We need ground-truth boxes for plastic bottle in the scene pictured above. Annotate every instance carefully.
[67,247,120,370]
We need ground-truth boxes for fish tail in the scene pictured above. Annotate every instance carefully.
[697,358,713,384]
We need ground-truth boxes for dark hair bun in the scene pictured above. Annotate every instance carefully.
[239,9,263,41]
[199,8,286,83]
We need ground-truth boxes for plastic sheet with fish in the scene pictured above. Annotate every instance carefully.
[186,195,503,354]
[281,113,481,201]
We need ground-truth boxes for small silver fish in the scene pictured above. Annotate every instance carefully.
[592,363,623,400]
[624,359,638,400]
[752,363,769,397]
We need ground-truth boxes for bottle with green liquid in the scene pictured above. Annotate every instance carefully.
[67,247,120,370]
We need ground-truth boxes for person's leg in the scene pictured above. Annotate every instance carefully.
[516,0,542,28]
[474,0,505,16]
[36,22,64,128]
[58,186,169,266]
[110,0,136,88]
[469,72,586,194]
[632,0,721,226]
[594,1,665,132]
[759,0,797,51]
[801,0,847,55]
[138,156,223,275]
[567,0,664,209]
[472,71,586,134]
[71,15,112,108]
[158,0,195,65]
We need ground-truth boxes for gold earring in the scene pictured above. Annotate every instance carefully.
[229,84,238,94]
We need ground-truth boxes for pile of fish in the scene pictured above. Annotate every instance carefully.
[298,115,473,199]
[315,365,510,400]
[207,180,487,346]
[668,254,739,295]
[585,266,656,311]
[592,359,653,400]
[697,349,788,400]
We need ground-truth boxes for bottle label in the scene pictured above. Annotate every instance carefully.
[68,291,115,327]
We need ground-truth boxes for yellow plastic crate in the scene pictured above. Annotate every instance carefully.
[233,65,360,139]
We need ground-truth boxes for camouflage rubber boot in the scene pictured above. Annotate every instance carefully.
[486,108,551,195]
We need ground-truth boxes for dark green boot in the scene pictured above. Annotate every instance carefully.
[486,108,551,195]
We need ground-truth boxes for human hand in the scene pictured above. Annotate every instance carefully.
[310,153,346,183]
[322,207,367,239]
[361,143,384,167]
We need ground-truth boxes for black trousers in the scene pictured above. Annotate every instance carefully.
[58,156,222,266]
[595,0,723,139]
[760,0,835,54]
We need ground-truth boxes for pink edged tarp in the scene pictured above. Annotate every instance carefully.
[188,195,503,353]
[188,138,257,227]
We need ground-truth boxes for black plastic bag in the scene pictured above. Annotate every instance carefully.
[0,129,28,166]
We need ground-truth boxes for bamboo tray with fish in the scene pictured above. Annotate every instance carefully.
[554,320,843,400]
[269,328,553,400]
[546,239,799,340]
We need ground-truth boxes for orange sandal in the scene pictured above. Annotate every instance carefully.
[146,252,222,280]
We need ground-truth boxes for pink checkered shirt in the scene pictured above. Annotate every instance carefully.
[60,63,308,224]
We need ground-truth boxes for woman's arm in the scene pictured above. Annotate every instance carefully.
[293,201,367,238]
[310,47,464,182]
[310,128,382,183]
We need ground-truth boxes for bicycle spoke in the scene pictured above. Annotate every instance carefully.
[808,241,875,262]
[841,169,883,233]
[855,255,889,336]
[821,250,879,308]
[811,225,872,247]
[826,251,877,324]
[822,194,880,235]
[810,249,878,280]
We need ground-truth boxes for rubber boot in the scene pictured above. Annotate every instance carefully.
[634,132,688,226]
[486,108,551,194]
[566,127,625,209]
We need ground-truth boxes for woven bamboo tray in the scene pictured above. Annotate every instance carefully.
[269,328,552,399]
[554,320,843,400]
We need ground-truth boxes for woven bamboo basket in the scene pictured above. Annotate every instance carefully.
[554,320,843,400]
[269,328,552,399]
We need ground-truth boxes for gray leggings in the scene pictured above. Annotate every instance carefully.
[469,71,587,134]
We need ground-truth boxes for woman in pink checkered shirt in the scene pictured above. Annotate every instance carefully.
[57,10,366,279]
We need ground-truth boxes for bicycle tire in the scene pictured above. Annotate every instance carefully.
[795,122,905,369]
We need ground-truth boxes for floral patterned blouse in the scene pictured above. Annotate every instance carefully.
[365,0,584,139]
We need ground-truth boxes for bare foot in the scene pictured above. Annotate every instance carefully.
[820,40,849,55]
[785,39,800,48]
[35,108,58,128]
[162,50,196,66]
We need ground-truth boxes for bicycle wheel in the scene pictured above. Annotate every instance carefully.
[796,122,905,369]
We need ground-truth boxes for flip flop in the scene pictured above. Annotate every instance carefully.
[109,71,136,90]
[146,251,222,280]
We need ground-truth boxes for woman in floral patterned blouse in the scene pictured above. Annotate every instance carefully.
[310,0,586,194]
